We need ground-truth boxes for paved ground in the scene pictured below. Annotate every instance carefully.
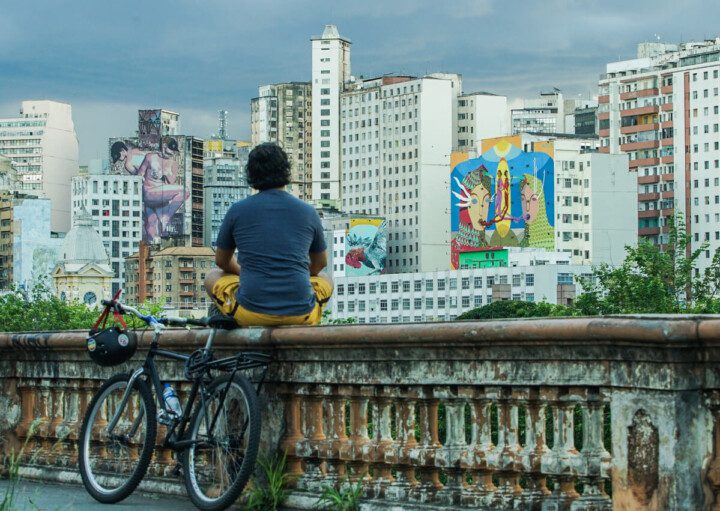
[0,479,198,511]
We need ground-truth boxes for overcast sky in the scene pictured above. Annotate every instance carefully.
[2,0,719,164]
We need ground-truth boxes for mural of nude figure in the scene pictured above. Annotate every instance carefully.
[110,138,190,243]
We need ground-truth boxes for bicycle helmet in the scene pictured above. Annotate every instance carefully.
[87,327,138,367]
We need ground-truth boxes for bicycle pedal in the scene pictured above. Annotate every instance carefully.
[172,463,183,478]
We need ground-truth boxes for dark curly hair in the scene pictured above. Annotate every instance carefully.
[246,143,291,191]
[110,141,128,163]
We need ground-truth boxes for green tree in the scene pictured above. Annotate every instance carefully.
[575,215,720,314]
[456,300,574,320]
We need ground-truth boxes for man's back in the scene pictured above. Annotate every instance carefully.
[216,189,325,316]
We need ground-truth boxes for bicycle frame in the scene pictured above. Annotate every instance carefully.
[105,304,269,452]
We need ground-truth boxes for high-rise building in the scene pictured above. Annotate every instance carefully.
[456,92,509,153]
[203,141,251,246]
[341,74,456,273]
[250,82,312,200]
[450,134,635,268]
[0,192,63,291]
[0,156,18,193]
[599,38,720,270]
[511,91,596,136]
[0,100,79,232]
[109,125,204,246]
[70,169,144,294]
[311,25,351,204]
[571,106,599,136]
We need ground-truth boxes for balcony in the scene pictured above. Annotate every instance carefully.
[661,103,673,111]
[620,105,659,117]
[620,140,659,152]
[638,209,660,218]
[597,146,610,154]
[598,94,609,104]
[660,84,673,94]
[619,88,658,100]
[639,226,660,236]
[638,174,660,184]
[660,120,673,129]
[598,128,610,137]
[630,157,660,168]
[661,155,674,164]
[2,317,720,510]
[661,137,674,147]
[620,123,659,134]
[597,112,610,121]
[638,192,660,202]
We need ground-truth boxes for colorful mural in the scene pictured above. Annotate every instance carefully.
[110,135,189,244]
[450,136,555,269]
[345,218,387,277]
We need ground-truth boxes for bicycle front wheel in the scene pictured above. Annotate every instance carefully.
[78,373,157,503]
[182,373,261,511]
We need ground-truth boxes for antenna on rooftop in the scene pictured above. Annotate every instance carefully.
[218,110,229,140]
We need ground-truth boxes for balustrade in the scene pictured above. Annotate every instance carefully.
[1,316,720,510]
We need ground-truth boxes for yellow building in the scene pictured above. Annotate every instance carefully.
[52,209,113,306]
[124,246,215,312]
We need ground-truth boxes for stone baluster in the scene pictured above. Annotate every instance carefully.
[706,390,720,511]
[16,379,37,440]
[572,388,611,510]
[297,384,326,491]
[470,386,499,506]
[409,389,442,504]
[435,386,471,507]
[494,387,523,507]
[386,388,418,501]
[344,387,371,483]
[366,390,395,498]
[48,382,66,465]
[279,386,305,481]
[321,386,348,486]
[519,386,551,507]
[36,379,53,457]
[543,387,582,508]
[63,380,82,466]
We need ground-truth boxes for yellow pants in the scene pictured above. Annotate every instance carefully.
[211,275,333,326]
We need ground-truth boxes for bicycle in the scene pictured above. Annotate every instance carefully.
[78,296,271,511]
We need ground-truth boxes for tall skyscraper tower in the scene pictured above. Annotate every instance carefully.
[311,25,351,204]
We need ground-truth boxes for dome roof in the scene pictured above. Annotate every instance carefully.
[61,208,110,264]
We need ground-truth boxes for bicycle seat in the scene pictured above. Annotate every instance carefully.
[207,314,240,330]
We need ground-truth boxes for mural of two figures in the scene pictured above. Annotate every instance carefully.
[451,136,555,269]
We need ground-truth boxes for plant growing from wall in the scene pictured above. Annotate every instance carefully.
[316,475,364,511]
[244,452,293,511]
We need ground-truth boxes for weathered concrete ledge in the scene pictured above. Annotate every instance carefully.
[2,316,720,510]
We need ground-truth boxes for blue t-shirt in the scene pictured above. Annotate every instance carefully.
[215,189,327,316]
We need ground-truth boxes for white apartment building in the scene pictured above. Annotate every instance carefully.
[599,38,720,271]
[311,25,351,203]
[250,82,312,200]
[456,92,508,153]
[330,248,590,323]
[341,74,456,273]
[551,137,635,265]
[0,100,79,232]
[70,171,143,294]
[511,91,595,135]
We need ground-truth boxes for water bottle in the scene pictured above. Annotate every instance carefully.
[162,383,183,417]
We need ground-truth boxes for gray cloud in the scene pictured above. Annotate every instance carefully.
[1,0,718,163]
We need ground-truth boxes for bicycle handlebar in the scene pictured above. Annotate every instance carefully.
[101,298,207,328]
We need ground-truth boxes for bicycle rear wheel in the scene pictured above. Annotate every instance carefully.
[78,373,157,503]
[182,373,261,511]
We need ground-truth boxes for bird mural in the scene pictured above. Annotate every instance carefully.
[345,220,387,275]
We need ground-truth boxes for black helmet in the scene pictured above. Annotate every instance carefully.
[87,327,138,367]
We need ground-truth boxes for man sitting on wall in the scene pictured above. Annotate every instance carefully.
[204,143,333,326]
